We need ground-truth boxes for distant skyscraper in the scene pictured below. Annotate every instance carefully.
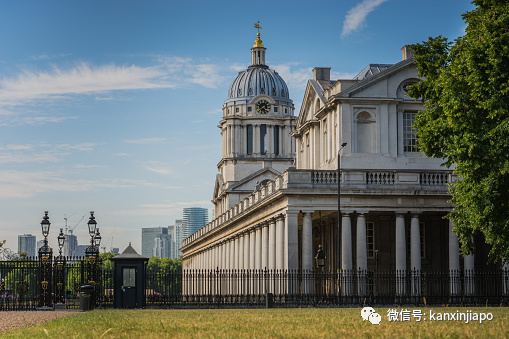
[18,234,36,257]
[64,232,78,257]
[182,207,208,241]
[173,220,183,258]
[36,240,44,252]
[141,227,169,258]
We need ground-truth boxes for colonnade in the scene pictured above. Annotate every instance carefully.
[221,122,294,158]
[183,210,503,297]
[184,213,293,272]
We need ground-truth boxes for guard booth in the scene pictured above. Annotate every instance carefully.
[111,243,148,309]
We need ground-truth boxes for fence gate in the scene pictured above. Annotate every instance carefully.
[0,256,113,311]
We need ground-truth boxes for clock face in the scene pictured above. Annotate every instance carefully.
[256,100,271,114]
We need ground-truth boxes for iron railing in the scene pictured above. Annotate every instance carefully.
[2,260,508,310]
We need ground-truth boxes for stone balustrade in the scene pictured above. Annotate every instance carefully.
[182,168,455,247]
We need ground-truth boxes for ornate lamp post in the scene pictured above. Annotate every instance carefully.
[85,211,100,308]
[38,211,53,308]
[315,245,325,269]
[55,228,66,305]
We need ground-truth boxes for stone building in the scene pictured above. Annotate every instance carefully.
[181,31,502,282]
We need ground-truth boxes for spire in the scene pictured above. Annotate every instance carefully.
[251,21,267,67]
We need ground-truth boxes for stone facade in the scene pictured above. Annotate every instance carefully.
[182,40,501,278]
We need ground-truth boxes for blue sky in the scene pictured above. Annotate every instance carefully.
[0,0,475,254]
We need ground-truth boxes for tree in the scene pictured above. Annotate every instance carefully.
[408,0,509,263]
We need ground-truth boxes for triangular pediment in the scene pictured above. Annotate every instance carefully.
[336,59,417,98]
[227,167,281,193]
[212,174,224,200]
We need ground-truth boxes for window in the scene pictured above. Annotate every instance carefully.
[366,222,375,259]
[123,268,136,287]
[260,124,267,155]
[235,107,239,113]
[274,126,280,155]
[247,125,253,154]
[274,106,278,113]
[248,106,252,112]
[285,108,288,113]
[403,112,418,153]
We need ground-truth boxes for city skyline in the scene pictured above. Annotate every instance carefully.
[0,0,474,254]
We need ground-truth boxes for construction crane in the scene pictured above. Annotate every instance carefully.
[68,215,85,235]
[64,213,76,235]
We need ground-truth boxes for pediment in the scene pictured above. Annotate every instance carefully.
[336,59,418,98]
[227,167,282,192]
[212,174,224,200]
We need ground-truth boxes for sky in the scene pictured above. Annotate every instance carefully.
[0,0,475,255]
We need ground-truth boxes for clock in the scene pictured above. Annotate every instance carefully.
[256,100,271,114]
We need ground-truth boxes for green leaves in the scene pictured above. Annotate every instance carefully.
[410,1,509,263]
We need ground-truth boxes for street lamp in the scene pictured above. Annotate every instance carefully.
[315,245,325,268]
[38,211,53,308]
[337,143,347,272]
[40,211,51,242]
[94,228,102,250]
[87,211,97,238]
[57,228,65,257]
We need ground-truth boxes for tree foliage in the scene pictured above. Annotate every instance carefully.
[409,0,509,263]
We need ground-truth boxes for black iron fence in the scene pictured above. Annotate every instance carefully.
[144,268,509,308]
[1,258,508,310]
[0,256,113,311]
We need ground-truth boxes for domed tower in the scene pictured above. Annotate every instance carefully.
[212,23,296,217]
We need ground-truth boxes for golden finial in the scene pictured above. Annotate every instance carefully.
[253,20,264,48]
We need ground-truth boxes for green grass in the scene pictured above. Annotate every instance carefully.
[4,307,509,338]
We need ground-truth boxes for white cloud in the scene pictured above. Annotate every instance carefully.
[0,170,167,199]
[22,116,79,125]
[157,56,226,89]
[114,153,132,157]
[144,166,173,175]
[0,142,98,164]
[0,63,173,107]
[123,137,166,144]
[272,63,313,94]
[341,0,388,38]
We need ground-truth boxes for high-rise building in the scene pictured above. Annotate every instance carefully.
[18,234,36,257]
[64,232,78,257]
[153,234,171,258]
[172,220,183,258]
[36,240,44,252]
[182,208,208,241]
[141,227,169,258]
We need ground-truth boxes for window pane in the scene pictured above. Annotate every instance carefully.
[274,126,279,155]
[247,125,253,154]
[123,268,136,287]
[403,112,419,153]
[260,124,266,155]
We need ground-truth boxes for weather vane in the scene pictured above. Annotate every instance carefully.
[254,21,261,34]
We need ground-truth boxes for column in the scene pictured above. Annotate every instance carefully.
[464,248,475,296]
[267,125,274,155]
[244,232,250,270]
[254,124,260,154]
[341,213,352,296]
[249,228,256,270]
[262,223,269,269]
[238,235,244,270]
[269,219,276,270]
[302,211,314,294]
[302,212,313,271]
[395,214,406,296]
[285,210,299,271]
[275,215,284,270]
[410,214,421,295]
[503,262,509,296]
[356,213,367,296]
[285,210,299,294]
[449,219,460,296]
[256,226,262,269]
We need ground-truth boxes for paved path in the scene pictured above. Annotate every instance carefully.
[0,311,78,334]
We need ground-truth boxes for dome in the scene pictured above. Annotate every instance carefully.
[227,65,290,101]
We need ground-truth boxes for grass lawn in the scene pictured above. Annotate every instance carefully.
[3,307,509,338]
